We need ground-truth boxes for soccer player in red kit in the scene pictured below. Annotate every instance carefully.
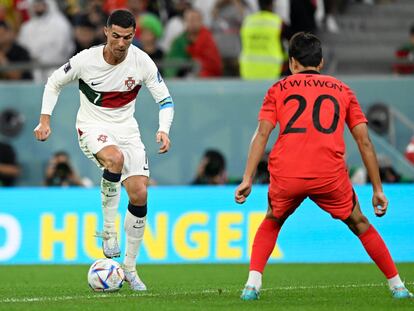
[235,32,413,300]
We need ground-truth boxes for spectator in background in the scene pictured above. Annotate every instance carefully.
[137,13,164,63]
[192,149,227,185]
[393,24,414,75]
[211,0,252,76]
[72,14,102,55]
[239,0,285,80]
[44,151,89,187]
[126,0,150,44]
[379,166,401,184]
[352,154,406,184]
[166,8,223,78]
[72,0,108,44]
[377,155,401,183]
[289,0,317,35]
[359,154,403,184]
[322,0,341,33]
[160,0,190,54]
[0,0,28,31]
[104,0,158,16]
[103,0,127,13]
[0,21,32,80]
[56,0,81,21]
[0,141,20,186]
[17,0,74,82]
[192,0,216,28]
[255,151,270,184]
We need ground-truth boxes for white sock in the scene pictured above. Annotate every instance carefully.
[388,274,404,289]
[123,210,146,270]
[246,270,262,290]
[101,177,121,232]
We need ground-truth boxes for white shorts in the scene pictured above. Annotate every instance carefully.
[78,128,149,181]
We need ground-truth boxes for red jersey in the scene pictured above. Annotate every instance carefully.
[259,71,367,177]
[187,27,223,77]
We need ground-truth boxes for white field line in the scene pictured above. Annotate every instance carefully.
[2,281,413,304]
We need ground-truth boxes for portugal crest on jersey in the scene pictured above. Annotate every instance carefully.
[125,77,136,90]
[97,134,108,143]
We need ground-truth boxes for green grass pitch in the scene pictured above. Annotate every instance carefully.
[0,263,413,311]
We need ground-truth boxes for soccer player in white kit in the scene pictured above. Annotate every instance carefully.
[33,10,174,291]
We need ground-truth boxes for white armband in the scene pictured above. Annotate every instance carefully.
[158,97,174,135]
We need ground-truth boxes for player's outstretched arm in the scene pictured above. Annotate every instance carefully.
[156,131,170,154]
[34,114,52,142]
[34,56,81,142]
[351,123,388,217]
[235,120,274,204]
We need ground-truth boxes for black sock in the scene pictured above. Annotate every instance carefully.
[103,169,121,182]
[128,203,147,218]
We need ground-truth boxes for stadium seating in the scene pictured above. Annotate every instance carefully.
[321,0,414,75]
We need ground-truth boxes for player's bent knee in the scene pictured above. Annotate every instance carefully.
[356,215,370,233]
[350,213,369,226]
[360,214,369,224]
[344,214,370,236]
[103,151,124,171]
[129,188,147,206]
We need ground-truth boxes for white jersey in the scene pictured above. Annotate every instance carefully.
[41,45,174,136]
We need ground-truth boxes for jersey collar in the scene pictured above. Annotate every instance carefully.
[297,70,320,74]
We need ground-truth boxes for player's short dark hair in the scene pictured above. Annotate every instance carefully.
[288,32,323,67]
[258,0,273,10]
[107,9,136,29]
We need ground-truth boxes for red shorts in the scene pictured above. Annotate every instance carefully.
[268,171,356,221]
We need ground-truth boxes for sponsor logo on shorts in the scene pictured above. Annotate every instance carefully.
[143,156,149,170]
[97,134,108,143]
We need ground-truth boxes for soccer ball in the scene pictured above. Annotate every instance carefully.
[87,258,125,292]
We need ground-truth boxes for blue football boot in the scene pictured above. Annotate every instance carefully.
[391,285,413,299]
[240,285,259,301]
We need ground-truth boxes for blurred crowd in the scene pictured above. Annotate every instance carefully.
[393,23,414,74]
[1,0,403,82]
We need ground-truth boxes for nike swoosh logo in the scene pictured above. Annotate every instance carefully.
[91,81,103,86]
[101,192,118,197]
[133,225,145,229]
[143,167,149,171]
